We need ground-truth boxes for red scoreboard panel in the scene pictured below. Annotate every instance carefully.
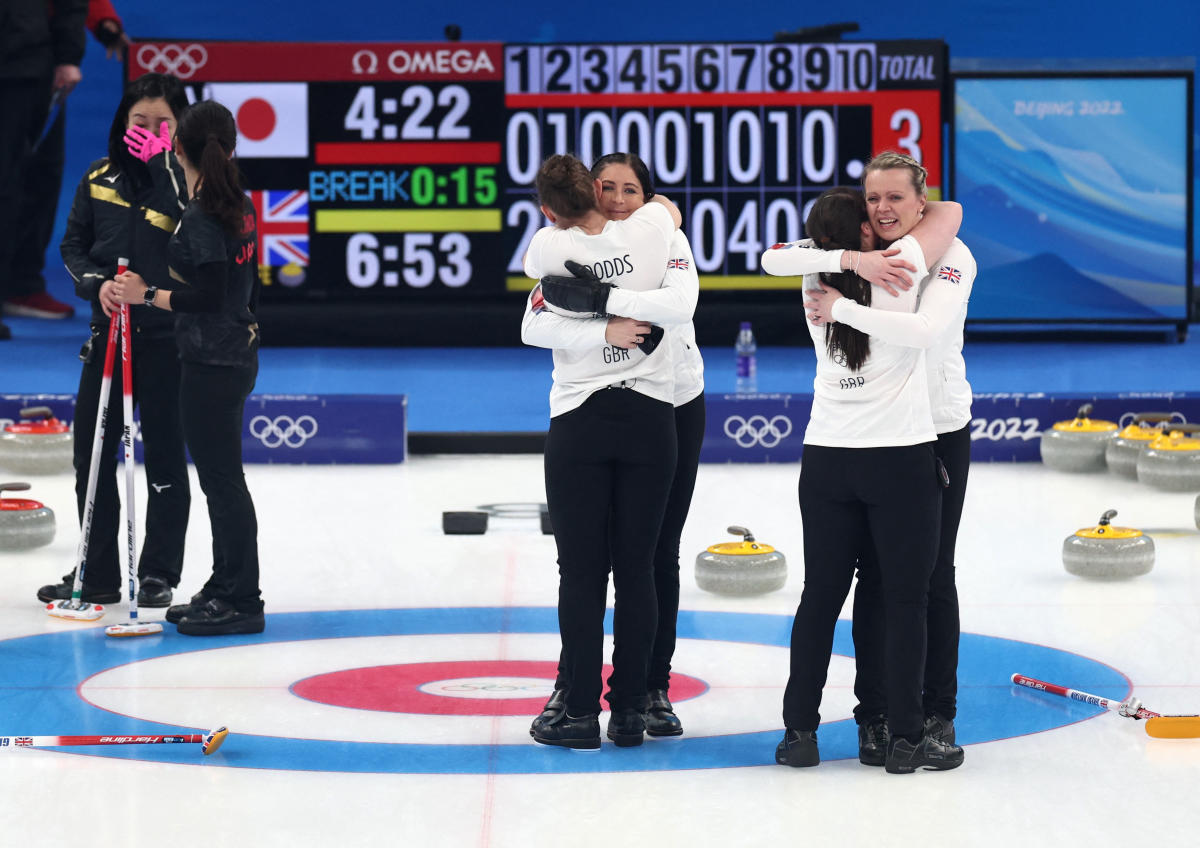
[129,39,945,302]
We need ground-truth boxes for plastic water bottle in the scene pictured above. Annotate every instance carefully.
[735,321,757,393]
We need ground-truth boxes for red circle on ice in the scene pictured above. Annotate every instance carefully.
[236,98,276,141]
[290,660,708,716]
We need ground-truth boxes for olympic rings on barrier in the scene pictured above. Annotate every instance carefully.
[136,44,209,79]
[723,414,794,449]
[249,415,319,449]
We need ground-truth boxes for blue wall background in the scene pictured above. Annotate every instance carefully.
[51,1,1197,293]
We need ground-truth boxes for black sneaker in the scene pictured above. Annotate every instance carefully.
[606,708,646,747]
[165,592,210,624]
[775,729,819,767]
[643,689,683,737]
[858,715,889,766]
[529,689,567,737]
[924,713,956,745]
[885,732,965,774]
[176,598,265,636]
[36,572,120,605]
[531,711,601,750]
[136,576,173,608]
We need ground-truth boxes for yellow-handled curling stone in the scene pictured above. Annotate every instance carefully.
[0,407,73,475]
[1062,509,1154,579]
[1105,412,1184,479]
[695,525,787,595]
[1039,404,1118,472]
[0,482,56,551]
[1135,423,1200,492]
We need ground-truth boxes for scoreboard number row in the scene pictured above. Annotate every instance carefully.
[506,43,881,95]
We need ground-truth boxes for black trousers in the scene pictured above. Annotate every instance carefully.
[180,359,262,614]
[0,76,52,298]
[852,424,970,721]
[74,329,190,591]
[647,392,705,691]
[782,442,941,740]
[10,102,64,293]
[545,388,676,716]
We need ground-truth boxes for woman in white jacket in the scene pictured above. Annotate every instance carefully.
[532,152,703,739]
[761,179,965,774]
[520,153,681,751]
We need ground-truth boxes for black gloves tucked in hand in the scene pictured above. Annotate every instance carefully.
[539,259,615,317]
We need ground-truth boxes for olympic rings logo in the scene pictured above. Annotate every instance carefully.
[136,44,209,79]
[723,414,793,448]
[249,415,318,449]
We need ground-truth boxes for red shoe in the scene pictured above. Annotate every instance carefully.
[3,292,75,319]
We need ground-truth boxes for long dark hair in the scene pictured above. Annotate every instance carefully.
[104,73,188,191]
[535,154,596,221]
[590,152,655,199]
[805,187,871,371]
[175,100,246,236]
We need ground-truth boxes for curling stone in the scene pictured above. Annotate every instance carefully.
[0,406,73,475]
[0,482,56,551]
[695,525,787,595]
[1105,412,1184,479]
[1062,509,1154,579]
[1136,423,1200,492]
[1040,404,1118,472]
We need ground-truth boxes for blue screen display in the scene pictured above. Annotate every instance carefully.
[954,75,1190,321]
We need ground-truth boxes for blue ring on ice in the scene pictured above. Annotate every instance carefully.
[0,607,1129,773]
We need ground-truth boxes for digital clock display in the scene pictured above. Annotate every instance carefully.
[129,38,944,300]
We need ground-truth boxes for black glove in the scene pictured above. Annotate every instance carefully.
[638,324,665,355]
[539,274,614,317]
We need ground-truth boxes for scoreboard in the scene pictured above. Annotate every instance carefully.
[129,38,945,303]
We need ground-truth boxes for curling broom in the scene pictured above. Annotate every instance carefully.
[1012,673,1200,738]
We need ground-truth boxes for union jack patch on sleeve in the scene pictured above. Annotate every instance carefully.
[937,266,962,284]
[667,257,689,270]
[531,285,545,314]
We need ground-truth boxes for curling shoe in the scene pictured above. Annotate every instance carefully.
[165,591,210,624]
[643,689,683,737]
[924,713,956,745]
[176,598,265,636]
[531,710,601,750]
[529,688,567,737]
[857,715,889,767]
[775,729,819,767]
[884,732,964,774]
[606,708,646,747]
[136,576,173,608]
[36,572,120,605]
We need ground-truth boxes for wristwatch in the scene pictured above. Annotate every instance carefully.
[143,286,158,308]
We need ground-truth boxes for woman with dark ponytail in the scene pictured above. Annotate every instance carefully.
[112,100,265,636]
[761,184,965,774]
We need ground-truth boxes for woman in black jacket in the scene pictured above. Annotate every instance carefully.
[113,100,264,636]
[37,73,191,609]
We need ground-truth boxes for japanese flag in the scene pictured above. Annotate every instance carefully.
[203,82,308,158]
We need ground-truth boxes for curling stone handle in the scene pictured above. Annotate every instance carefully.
[1133,412,1180,424]
[1076,403,1093,418]
[1164,423,1200,435]
[19,406,54,420]
[1098,509,1117,526]
[726,525,755,542]
[0,482,33,497]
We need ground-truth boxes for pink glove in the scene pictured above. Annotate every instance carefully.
[124,121,172,162]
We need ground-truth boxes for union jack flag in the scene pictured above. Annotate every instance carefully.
[937,266,961,284]
[667,257,689,270]
[530,284,545,314]
[247,190,309,267]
